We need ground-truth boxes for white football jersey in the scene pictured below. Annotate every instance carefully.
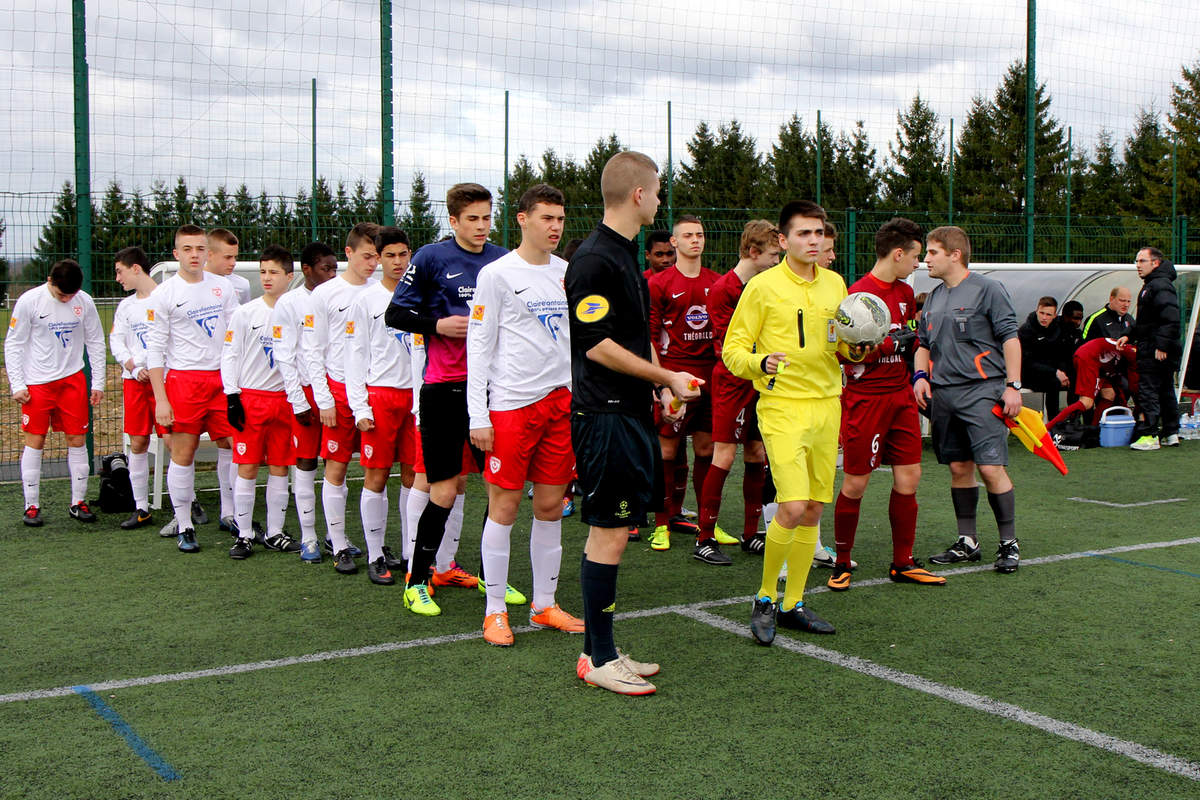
[228,273,252,304]
[4,283,106,393]
[221,298,284,393]
[466,251,571,429]
[345,282,416,424]
[270,286,314,413]
[302,275,374,409]
[110,293,155,379]
[145,272,239,372]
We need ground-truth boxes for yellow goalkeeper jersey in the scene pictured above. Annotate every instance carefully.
[722,257,847,399]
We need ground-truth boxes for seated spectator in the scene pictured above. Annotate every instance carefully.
[1019,296,1071,419]
[1046,337,1138,431]
[1082,287,1135,343]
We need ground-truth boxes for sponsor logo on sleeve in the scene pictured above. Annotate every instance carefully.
[575,295,609,323]
[471,304,485,321]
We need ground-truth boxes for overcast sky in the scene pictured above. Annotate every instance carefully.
[1,0,1198,254]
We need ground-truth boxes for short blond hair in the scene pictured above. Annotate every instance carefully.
[600,151,658,207]
[739,220,779,258]
[927,225,972,267]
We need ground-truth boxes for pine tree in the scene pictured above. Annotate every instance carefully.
[883,94,947,211]
[1079,129,1123,219]
[579,134,623,211]
[172,177,194,225]
[28,182,81,280]
[95,181,131,265]
[1167,60,1200,221]
[398,171,441,250]
[0,216,9,277]
[954,95,1004,214]
[826,121,878,212]
[493,156,538,246]
[988,61,1069,215]
[1122,109,1171,219]
[765,114,816,208]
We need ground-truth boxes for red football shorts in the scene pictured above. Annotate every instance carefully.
[1073,356,1112,399]
[321,377,360,463]
[122,378,166,437]
[484,387,575,490]
[22,371,88,436]
[360,386,417,469]
[840,386,923,474]
[655,360,714,437]
[710,362,759,444]
[165,369,233,438]
[290,383,322,460]
[233,389,295,466]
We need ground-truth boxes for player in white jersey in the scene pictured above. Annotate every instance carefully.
[346,227,418,585]
[221,245,303,560]
[271,241,338,563]
[206,228,251,533]
[302,222,379,574]
[4,259,106,525]
[146,224,240,553]
[110,246,160,528]
[468,184,583,646]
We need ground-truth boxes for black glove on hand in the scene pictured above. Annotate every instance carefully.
[226,393,246,432]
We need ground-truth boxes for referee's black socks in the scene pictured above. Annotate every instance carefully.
[950,486,979,543]
[986,489,1016,541]
[580,557,620,667]
[408,500,452,587]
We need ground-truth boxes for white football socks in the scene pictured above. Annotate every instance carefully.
[434,493,466,572]
[360,487,387,562]
[265,474,289,538]
[322,478,349,552]
[405,487,429,562]
[167,460,195,531]
[530,517,563,611]
[21,446,42,509]
[234,475,256,540]
[128,450,149,512]
[480,518,513,615]
[216,447,235,519]
[293,468,317,544]
[67,446,89,505]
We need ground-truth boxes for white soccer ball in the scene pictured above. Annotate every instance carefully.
[834,292,890,346]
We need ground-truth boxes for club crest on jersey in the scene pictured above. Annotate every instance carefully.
[272,326,282,339]
[236,442,247,455]
[194,315,220,337]
[212,287,222,297]
[471,304,485,321]
[537,312,564,342]
[73,305,82,317]
[684,305,709,330]
[344,321,355,334]
[363,444,374,459]
[575,295,609,323]
[303,314,313,328]
[898,302,907,315]
[146,309,155,322]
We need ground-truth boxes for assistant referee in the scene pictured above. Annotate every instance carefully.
[566,151,700,696]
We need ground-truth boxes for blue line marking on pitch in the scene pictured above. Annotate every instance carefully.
[1089,554,1200,580]
[72,686,181,781]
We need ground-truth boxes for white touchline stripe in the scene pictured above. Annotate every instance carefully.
[1069,497,1187,508]
[680,607,1200,783]
[1,536,1197,706]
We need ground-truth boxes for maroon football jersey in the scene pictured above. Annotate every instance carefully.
[842,272,916,394]
[708,268,746,359]
[648,265,721,367]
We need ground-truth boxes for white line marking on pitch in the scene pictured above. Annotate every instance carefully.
[1069,497,1187,508]
[1,536,1197,706]
[680,607,1200,783]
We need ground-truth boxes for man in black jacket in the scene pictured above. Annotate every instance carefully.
[1018,296,1070,419]
[1082,286,1135,342]
[1129,247,1181,450]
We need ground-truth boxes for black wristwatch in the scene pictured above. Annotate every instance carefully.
[1006,381,1022,391]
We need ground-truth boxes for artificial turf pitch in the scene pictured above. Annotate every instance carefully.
[1,442,1198,799]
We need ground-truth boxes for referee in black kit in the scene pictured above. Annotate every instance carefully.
[565,151,701,696]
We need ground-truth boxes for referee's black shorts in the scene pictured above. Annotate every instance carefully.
[418,380,485,483]
[572,410,662,529]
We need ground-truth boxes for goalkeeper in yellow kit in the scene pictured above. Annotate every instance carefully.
[722,200,852,645]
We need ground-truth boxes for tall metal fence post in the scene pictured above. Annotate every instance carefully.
[845,208,858,281]
[815,109,823,206]
[72,0,95,468]
[948,117,955,224]
[1024,0,1036,263]
[502,90,510,248]
[379,0,395,225]
[1070,125,1080,262]
[1181,216,1189,266]
[1171,137,1179,263]
[666,100,674,228]
[310,78,318,241]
